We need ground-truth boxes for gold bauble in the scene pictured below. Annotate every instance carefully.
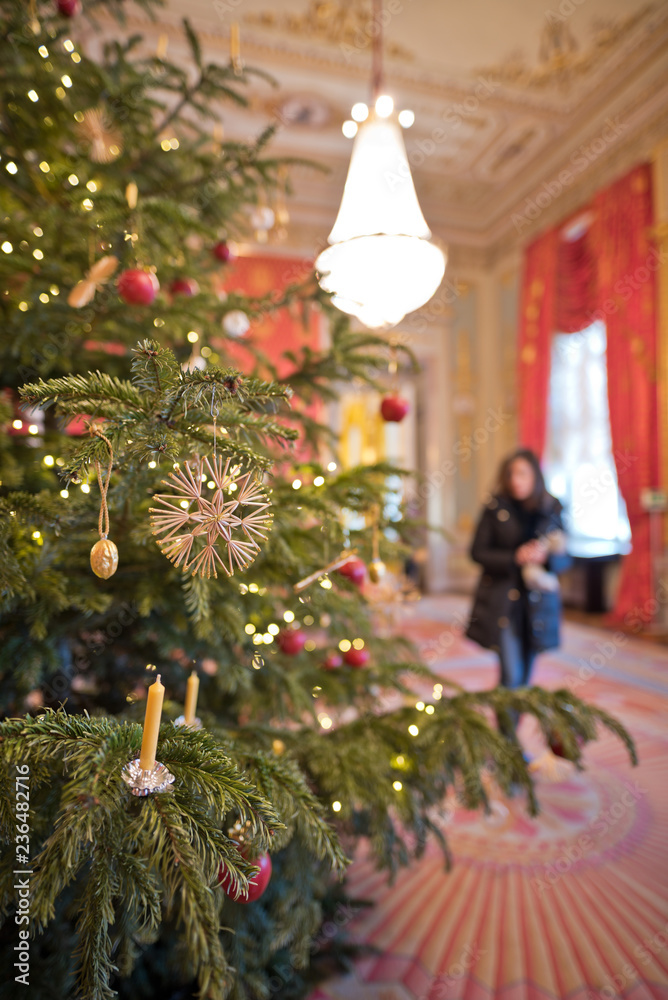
[272,739,286,756]
[90,538,119,579]
[369,559,386,583]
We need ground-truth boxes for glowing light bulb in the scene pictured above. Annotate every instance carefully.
[332,801,342,812]
[292,479,302,489]
[148,460,156,469]
[327,461,337,471]
[1,242,12,253]
[39,161,50,173]
[187,331,199,343]
[61,75,72,88]
[283,610,295,623]
[80,483,91,493]
[12,420,22,429]
[33,249,44,260]
[351,102,368,122]
[313,475,325,486]
[5,162,18,174]
[245,623,256,634]
[28,424,39,435]
[27,90,39,102]
[393,780,403,791]
[375,94,394,117]
[60,489,69,499]
[338,639,351,652]
[398,109,415,128]
[267,624,280,635]
[43,455,55,466]
[342,120,358,139]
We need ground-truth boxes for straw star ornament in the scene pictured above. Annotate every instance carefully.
[150,456,272,578]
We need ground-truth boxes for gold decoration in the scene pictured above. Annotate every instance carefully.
[126,182,138,209]
[90,538,119,579]
[68,254,118,308]
[246,1,414,62]
[75,107,123,163]
[368,504,385,582]
[476,8,649,91]
[150,457,272,579]
[89,426,118,579]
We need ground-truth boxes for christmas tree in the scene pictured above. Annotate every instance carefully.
[0,3,636,999]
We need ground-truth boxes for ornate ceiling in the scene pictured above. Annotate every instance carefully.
[107,0,668,262]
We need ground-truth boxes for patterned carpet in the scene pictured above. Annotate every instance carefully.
[313,596,668,1000]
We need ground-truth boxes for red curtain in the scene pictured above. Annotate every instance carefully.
[517,163,659,623]
[517,228,559,456]
[592,165,659,624]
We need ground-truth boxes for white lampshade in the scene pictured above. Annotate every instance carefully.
[316,115,446,330]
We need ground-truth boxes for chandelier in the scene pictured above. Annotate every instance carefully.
[315,1,446,330]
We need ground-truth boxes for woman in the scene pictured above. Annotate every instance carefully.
[466,449,571,691]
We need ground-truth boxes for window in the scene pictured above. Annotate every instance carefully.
[543,322,631,557]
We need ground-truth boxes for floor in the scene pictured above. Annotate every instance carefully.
[312,595,668,1000]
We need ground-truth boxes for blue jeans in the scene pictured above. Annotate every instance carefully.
[498,618,536,689]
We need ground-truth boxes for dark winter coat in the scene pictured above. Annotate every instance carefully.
[466,493,571,653]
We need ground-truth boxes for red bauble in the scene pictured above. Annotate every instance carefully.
[380,395,410,422]
[322,652,343,670]
[343,647,370,668]
[337,557,366,586]
[118,269,159,305]
[219,851,272,904]
[57,0,81,15]
[169,277,199,297]
[212,241,232,263]
[277,629,306,655]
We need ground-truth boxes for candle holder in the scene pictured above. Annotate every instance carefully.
[121,758,175,796]
[174,715,202,730]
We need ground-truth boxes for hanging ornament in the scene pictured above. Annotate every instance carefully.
[250,205,275,244]
[150,456,272,579]
[218,819,272,903]
[169,277,199,297]
[368,505,386,582]
[75,107,122,163]
[57,0,81,16]
[118,268,159,305]
[380,394,410,422]
[337,556,366,586]
[89,427,118,579]
[126,182,138,209]
[212,240,233,263]
[219,851,272,903]
[322,652,343,670]
[223,310,250,338]
[68,255,118,308]
[343,647,370,668]
[277,629,306,655]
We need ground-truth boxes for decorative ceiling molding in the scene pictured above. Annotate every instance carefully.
[475,5,653,94]
[245,0,414,62]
